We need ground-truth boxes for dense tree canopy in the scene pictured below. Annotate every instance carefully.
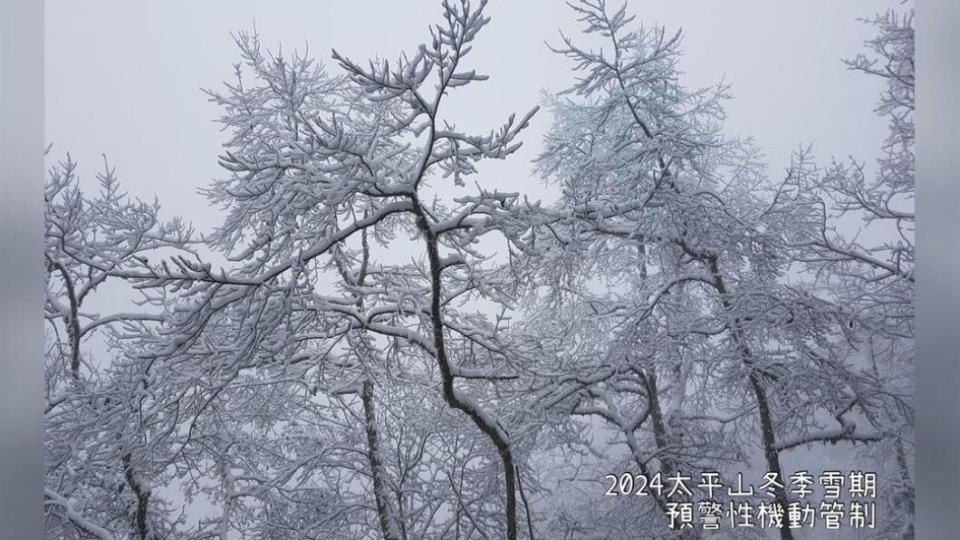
[44,2,914,539]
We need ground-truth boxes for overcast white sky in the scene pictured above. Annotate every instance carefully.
[46,0,898,235]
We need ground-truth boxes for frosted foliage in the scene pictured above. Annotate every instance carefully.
[44,2,914,539]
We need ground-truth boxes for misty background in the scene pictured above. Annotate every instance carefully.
[46,0,897,235]
[42,2,905,538]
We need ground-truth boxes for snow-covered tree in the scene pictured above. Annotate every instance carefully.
[43,2,915,539]
[44,154,194,539]
[793,7,915,538]
[114,2,540,538]
[482,2,904,538]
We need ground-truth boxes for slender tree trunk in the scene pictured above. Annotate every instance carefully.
[350,225,403,540]
[412,203,518,540]
[634,247,700,539]
[894,438,915,539]
[642,372,701,540]
[708,256,794,540]
[218,454,233,540]
[362,378,402,540]
[121,451,152,540]
[515,466,536,540]
[636,247,677,482]
[51,261,82,380]
[644,371,675,479]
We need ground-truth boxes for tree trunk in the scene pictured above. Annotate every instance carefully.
[362,378,402,540]
[413,204,518,540]
[708,256,794,540]
[121,451,153,540]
